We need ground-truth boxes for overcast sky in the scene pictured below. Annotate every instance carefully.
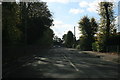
[42,0,119,39]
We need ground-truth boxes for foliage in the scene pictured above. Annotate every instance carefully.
[37,28,54,46]
[92,33,120,52]
[79,16,91,36]
[92,41,100,51]
[92,42,97,51]
[19,2,53,44]
[79,36,92,50]
[53,35,62,45]
[76,45,80,49]
[2,2,22,45]
[62,34,67,42]
[98,2,115,52]
[65,31,74,48]
[107,33,120,49]
[72,44,76,48]
[2,2,54,46]
[62,34,67,46]
[90,18,98,36]
[78,16,98,50]
[2,2,54,64]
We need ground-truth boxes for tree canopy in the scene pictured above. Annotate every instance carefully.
[97,2,116,52]
[65,31,74,48]
[2,2,54,45]
[78,16,98,50]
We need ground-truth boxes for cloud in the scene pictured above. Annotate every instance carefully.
[78,0,99,13]
[79,1,89,8]
[100,0,119,2]
[43,0,70,4]
[51,20,81,39]
[53,20,63,25]
[51,20,74,38]
[69,8,84,14]
[87,0,99,13]
[42,0,84,3]
[78,0,118,13]
[43,0,119,4]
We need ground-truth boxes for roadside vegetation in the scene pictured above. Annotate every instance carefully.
[78,17,98,51]
[2,2,54,64]
[62,2,120,54]
[2,1,120,65]
[93,2,120,53]
[62,31,76,48]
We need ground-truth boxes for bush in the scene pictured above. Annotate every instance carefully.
[92,42,97,51]
[36,28,54,46]
[72,44,76,48]
[76,45,80,49]
[79,36,92,50]
[92,41,104,52]
[97,42,105,52]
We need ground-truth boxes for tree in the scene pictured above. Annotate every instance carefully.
[78,16,98,50]
[90,18,98,37]
[37,28,54,47]
[2,2,22,45]
[65,31,74,48]
[2,1,54,46]
[62,34,67,41]
[62,34,67,45]
[53,36,62,45]
[2,2,54,65]
[98,2,115,52]
[19,2,53,44]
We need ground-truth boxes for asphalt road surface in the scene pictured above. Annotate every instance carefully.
[3,47,119,78]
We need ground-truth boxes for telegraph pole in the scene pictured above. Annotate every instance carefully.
[74,26,76,38]
[73,26,76,48]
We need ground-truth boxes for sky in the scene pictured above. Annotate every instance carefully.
[42,0,120,39]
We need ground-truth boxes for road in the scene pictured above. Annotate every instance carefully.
[3,47,119,78]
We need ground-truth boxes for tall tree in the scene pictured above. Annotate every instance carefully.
[53,35,62,45]
[98,2,115,52]
[2,2,22,45]
[18,2,53,44]
[90,18,98,42]
[79,16,91,36]
[37,28,54,46]
[62,34,67,46]
[65,31,74,48]
[2,2,54,64]
[2,1,54,45]
[78,16,98,50]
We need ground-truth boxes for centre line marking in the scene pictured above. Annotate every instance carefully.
[63,55,79,71]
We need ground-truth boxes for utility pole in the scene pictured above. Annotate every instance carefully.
[74,26,76,38]
[73,26,76,48]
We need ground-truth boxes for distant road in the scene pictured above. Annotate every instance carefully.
[3,47,119,78]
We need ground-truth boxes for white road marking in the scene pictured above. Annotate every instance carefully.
[63,55,79,71]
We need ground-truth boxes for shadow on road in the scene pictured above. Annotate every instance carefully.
[3,47,119,78]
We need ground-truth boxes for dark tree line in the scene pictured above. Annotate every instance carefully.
[53,36,62,45]
[2,2,54,64]
[62,31,76,48]
[2,2,54,46]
